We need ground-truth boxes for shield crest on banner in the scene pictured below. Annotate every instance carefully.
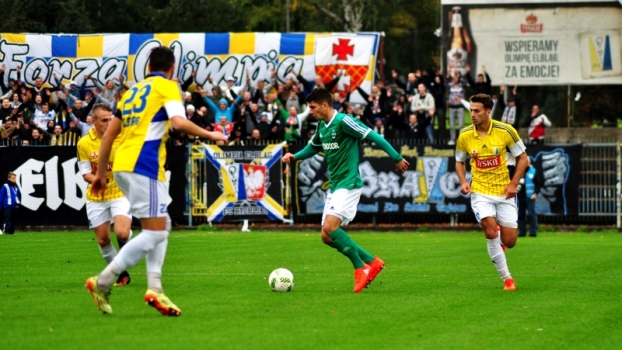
[314,36,374,93]
[243,164,267,200]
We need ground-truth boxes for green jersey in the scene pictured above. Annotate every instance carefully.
[310,112,371,191]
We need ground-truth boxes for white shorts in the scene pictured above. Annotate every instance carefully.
[471,193,518,228]
[86,197,131,229]
[321,188,362,226]
[114,172,169,219]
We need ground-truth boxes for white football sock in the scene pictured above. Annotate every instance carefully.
[99,242,118,264]
[98,229,168,290]
[487,236,511,280]
[146,237,169,293]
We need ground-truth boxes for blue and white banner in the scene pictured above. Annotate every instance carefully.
[202,144,285,222]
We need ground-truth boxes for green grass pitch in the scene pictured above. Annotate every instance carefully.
[1,229,621,349]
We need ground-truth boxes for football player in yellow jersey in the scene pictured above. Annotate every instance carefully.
[77,103,132,287]
[455,93,528,291]
[85,47,228,316]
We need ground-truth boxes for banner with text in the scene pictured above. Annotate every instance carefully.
[291,143,581,217]
[202,144,285,222]
[441,1,622,85]
[0,32,379,103]
[0,146,187,226]
[292,145,472,216]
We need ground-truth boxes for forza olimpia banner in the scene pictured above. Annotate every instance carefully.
[290,144,581,217]
[0,32,380,103]
[202,144,285,222]
[0,146,187,226]
[441,0,622,85]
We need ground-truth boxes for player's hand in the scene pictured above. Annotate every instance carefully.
[282,153,295,164]
[530,193,537,201]
[207,131,229,143]
[91,175,107,200]
[504,183,518,199]
[460,182,471,195]
[395,159,409,172]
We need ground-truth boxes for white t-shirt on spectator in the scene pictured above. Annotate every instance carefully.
[34,110,56,130]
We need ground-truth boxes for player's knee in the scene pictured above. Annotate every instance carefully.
[97,236,111,246]
[320,226,335,245]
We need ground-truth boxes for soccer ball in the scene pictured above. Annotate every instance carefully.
[268,268,294,292]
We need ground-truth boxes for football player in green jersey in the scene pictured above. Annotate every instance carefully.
[282,88,409,293]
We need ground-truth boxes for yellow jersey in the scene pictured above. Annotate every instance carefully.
[113,72,185,181]
[77,127,125,202]
[455,119,526,196]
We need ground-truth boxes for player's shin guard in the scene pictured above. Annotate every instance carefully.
[487,236,511,280]
[328,228,365,269]
[99,242,118,264]
[146,237,169,293]
[98,229,168,290]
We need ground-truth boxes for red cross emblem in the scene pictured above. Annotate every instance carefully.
[332,38,355,61]
[91,152,99,160]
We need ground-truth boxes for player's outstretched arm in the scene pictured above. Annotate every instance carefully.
[288,143,322,163]
[364,130,405,165]
[170,115,229,143]
[282,153,295,164]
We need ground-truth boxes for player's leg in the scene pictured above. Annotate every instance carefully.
[88,201,117,264]
[472,194,513,289]
[496,196,520,290]
[321,189,374,293]
[110,198,133,286]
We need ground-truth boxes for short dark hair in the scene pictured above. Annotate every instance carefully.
[91,103,112,119]
[305,88,333,105]
[149,46,176,73]
[470,93,494,110]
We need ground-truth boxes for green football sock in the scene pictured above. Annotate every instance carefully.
[328,228,365,269]
[354,243,375,264]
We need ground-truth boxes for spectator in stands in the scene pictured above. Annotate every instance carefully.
[0,120,17,145]
[285,89,302,114]
[29,127,49,146]
[389,103,407,138]
[465,65,492,95]
[249,129,262,145]
[518,157,543,237]
[72,114,94,136]
[0,172,21,235]
[255,111,278,140]
[391,70,418,98]
[429,73,446,140]
[446,71,467,145]
[0,64,21,96]
[405,114,430,143]
[1,98,11,122]
[50,125,65,146]
[212,115,235,138]
[205,94,242,123]
[373,117,385,138]
[296,72,341,94]
[499,85,520,130]
[525,105,552,145]
[10,93,22,111]
[27,77,61,102]
[357,84,388,127]
[71,98,96,122]
[34,102,56,130]
[46,120,56,134]
[410,83,436,144]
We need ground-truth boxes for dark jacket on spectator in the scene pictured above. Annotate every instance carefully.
[465,72,492,96]
[405,117,431,142]
[296,74,340,95]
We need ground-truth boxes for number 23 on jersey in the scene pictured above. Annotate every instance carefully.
[122,85,151,127]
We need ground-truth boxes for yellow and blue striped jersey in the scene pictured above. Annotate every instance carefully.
[113,72,185,181]
[455,119,526,196]
[77,127,125,202]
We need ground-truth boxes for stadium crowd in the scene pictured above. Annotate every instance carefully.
[1,62,549,147]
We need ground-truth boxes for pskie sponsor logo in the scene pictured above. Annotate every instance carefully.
[475,156,501,169]
[520,13,543,34]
